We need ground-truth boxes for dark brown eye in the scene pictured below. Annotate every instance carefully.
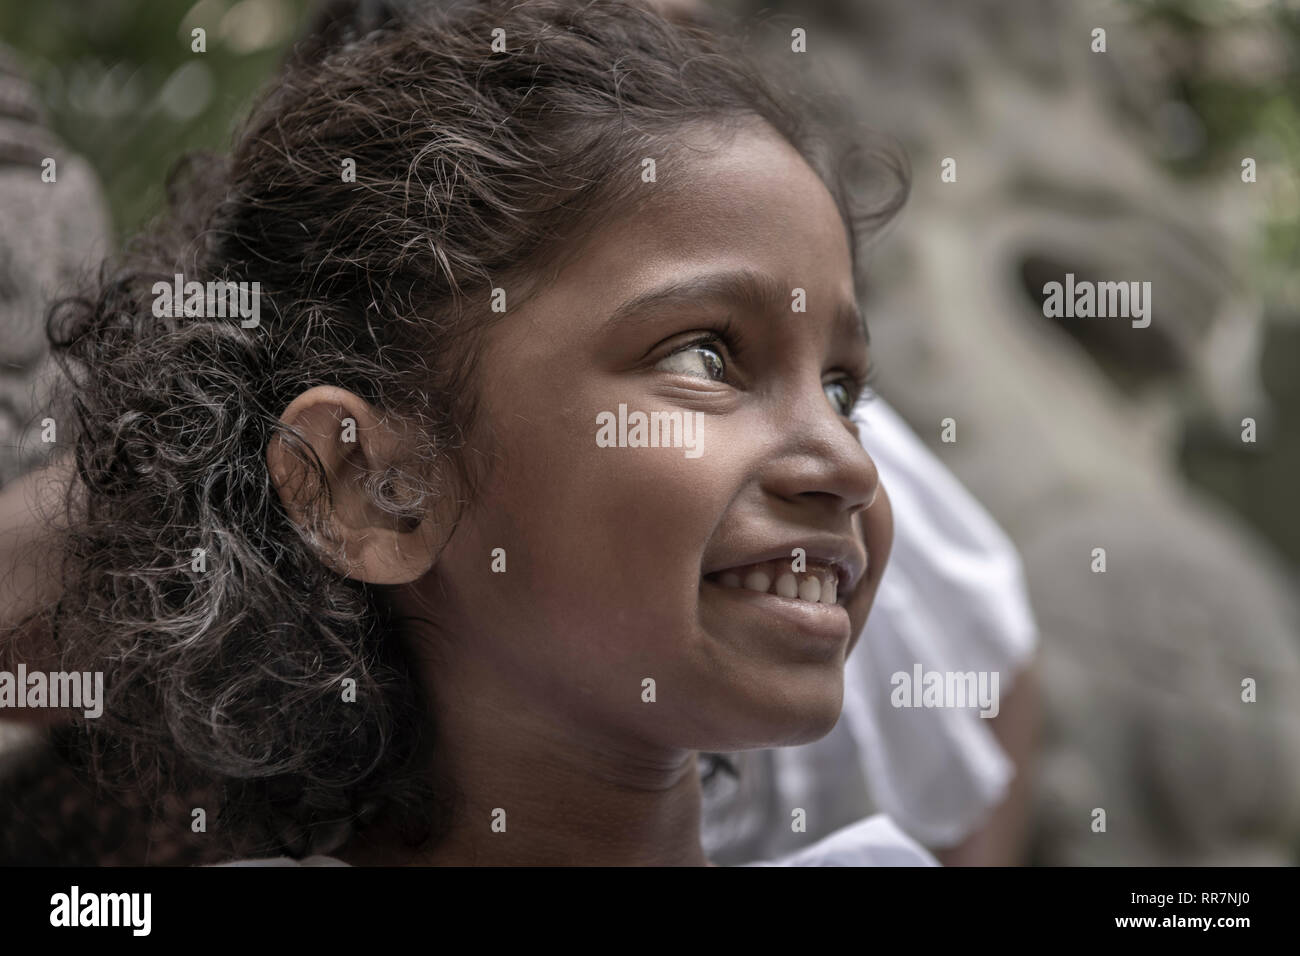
[656,343,725,381]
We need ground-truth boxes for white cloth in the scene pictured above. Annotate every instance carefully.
[738,814,938,867]
[701,395,1039,861]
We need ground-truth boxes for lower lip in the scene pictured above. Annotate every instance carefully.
[700,577,852,648]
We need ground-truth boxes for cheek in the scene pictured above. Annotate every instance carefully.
[532,452,729,626]
[436,403,736,667]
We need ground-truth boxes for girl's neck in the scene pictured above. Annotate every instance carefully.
[337,761,714,867]
[338,666,714,866]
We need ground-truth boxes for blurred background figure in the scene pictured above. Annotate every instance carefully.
[0,40,111,767]
[0,42,111,486]
[1,0,1298,865]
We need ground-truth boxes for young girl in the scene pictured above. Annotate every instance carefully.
[11,0,919,865]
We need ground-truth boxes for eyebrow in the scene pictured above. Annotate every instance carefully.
[604,267,869,345]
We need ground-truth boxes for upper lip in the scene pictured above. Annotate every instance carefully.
[702,533,868,597]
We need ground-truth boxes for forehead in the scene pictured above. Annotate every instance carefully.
[548,121,858,320]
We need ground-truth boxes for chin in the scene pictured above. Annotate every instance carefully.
[697,678,846,751]
[770,702,844,747]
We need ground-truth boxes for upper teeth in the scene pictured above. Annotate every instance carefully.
[712,559,839,605]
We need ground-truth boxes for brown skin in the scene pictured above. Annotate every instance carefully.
[269,121,893,866]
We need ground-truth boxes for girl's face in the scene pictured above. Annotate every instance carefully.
[410,120,891,754]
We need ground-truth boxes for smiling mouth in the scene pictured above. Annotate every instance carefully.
[702,559,843,606]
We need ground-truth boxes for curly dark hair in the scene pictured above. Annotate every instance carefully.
[35,0,909,862]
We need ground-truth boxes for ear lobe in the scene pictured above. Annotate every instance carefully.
[267,386,443,585]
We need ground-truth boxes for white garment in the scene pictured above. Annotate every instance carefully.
[738,814,938,867]
[701,396,1039,861]
[848,396,1038,843]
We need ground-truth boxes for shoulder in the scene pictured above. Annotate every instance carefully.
[739,814,941,867]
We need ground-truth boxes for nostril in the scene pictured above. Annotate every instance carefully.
[797,489,868,516]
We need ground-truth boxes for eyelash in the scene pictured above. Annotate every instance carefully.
[663,318,877,415]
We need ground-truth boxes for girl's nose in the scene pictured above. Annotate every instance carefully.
[762,396,880,518]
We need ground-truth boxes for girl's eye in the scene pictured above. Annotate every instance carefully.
[824,380,855,416]
[655,343,726,381]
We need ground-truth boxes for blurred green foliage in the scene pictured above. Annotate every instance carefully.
[1126,0,1300,567]
[0,0,314,237]
[1129,0,1300,313]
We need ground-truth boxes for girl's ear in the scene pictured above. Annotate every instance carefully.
[266,385,444,584]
